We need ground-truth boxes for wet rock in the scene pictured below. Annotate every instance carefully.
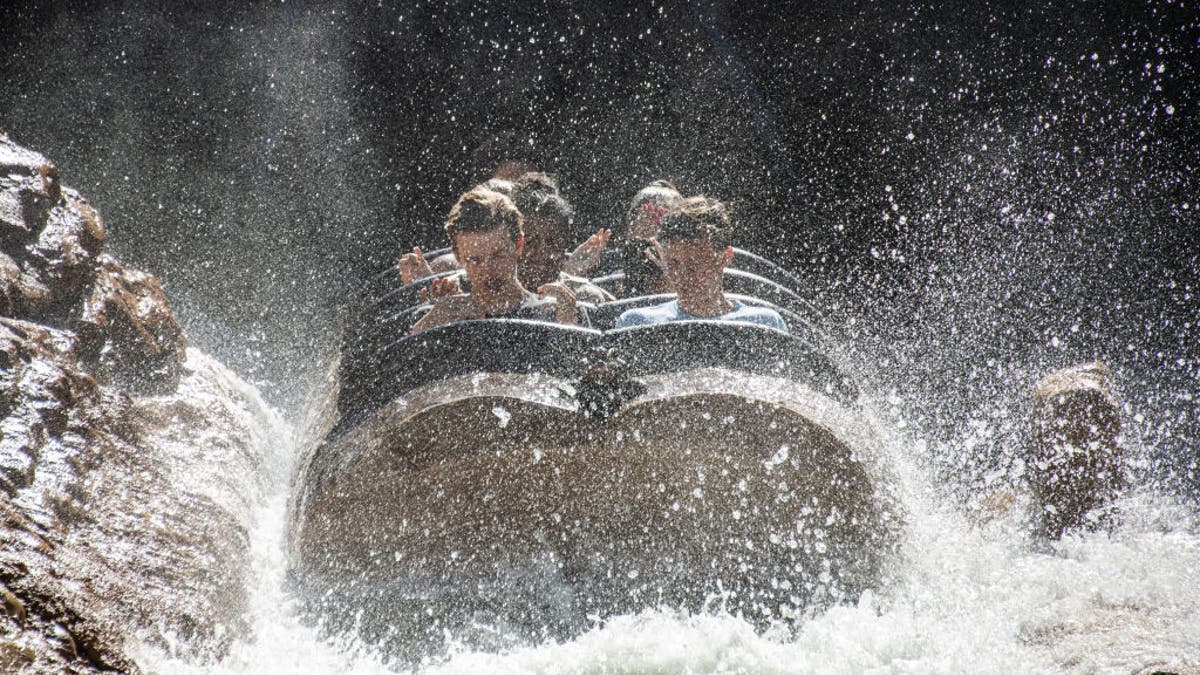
[0,252,53,319]
[2,132,183,394]
[0,138,58,247]
[1027,361,1126,539]
[26,189,106,311]
[0,642,38,673]
[1,135,276,672]
[0,581,25,625]
[73,255,185,395]
[1,317,274,673]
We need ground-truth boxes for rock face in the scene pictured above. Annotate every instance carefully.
[1028,361,1126,539]
[1,132,275,673]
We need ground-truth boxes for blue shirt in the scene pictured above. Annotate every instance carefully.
[615,299,788,332]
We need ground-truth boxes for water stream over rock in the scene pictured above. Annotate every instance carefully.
[1,2,1197,669]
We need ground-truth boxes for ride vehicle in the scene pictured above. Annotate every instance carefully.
[287,247,902,654]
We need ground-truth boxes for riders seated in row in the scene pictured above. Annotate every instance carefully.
[404,174,786,335]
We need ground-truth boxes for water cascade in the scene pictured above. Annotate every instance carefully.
[1,1,1196,672]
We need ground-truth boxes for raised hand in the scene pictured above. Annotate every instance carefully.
[537,281,578,325]
[418,275,462,303]
[397,246,434,285]
[564,228,611,277]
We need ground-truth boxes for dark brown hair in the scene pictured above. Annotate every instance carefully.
[444,188,523,246]
[513,172,574,235]
[513,171,560,196]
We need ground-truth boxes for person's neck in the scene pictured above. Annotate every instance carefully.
[472,279,527,316]
[676,285,731,318]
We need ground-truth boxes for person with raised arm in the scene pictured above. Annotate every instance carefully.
[399,173,614,306]
[600,179,684,297]
[409,187,579,335]
[614,196,787,332]
[396,178,515,285]
[509,172,614,304]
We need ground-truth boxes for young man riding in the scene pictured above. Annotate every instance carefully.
[614,196,787,332]
[409,187,579,334]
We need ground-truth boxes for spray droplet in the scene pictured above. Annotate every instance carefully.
[491,405,511,428]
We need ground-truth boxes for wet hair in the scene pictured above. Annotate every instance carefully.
[657,196,733,249]
[477,178,514,196]
[513,171,560,196]
[444,188,523,246]
[513,174,574,235]
[624,179,683,231]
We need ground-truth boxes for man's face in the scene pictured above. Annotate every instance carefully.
[453,227,522,295]
[518,216,567,287]
[661,238,731,291]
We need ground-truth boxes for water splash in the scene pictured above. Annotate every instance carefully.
[132,361,1199,673]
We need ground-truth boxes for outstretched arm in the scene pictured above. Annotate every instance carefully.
[397,246,434,285]
[409,290,474,334]
[563,228,611,277]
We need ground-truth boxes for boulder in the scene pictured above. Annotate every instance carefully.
[1,131,182,394]
[72,254,185,395]
[1,133,274,673]
[0,317,274,673]
[0,252,53,319]
[26,189,106,310]
[0,139,59,247]
[1027,361,1125,539]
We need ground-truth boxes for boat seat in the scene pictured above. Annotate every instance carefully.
[335,317,856,432]
[370,269,461,315]
[341,295,621,404]
[591,268,812,309]
[590,271,625,293]
[343,269,462,378]
[584,247,797,283]
[336,320,603,429]
[606,320,856,403]
[362,246,453,304]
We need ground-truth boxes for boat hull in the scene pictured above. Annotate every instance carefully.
[289,368,901,653]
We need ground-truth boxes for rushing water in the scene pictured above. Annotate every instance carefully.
[131,357,1200,674]
[3,1,1195,671]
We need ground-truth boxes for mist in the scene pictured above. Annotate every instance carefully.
[2,0,1195,490]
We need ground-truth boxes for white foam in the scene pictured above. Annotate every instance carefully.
[137,361,1200,674]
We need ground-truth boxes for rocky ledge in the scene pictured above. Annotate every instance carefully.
[1,132,278,673]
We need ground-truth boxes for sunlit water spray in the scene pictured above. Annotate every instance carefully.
[4,4,1187,670]
[132,356,1199,673]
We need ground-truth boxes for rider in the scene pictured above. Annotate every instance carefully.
[509,173,614,304]
[614,196,788,332]
[409,187,580,334]
[398,173,613,306]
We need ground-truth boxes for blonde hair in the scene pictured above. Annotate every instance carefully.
[657,196,733,249]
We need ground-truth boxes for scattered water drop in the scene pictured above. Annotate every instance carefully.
[491,404,511,428]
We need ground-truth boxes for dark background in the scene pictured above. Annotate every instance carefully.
[1,1,1196,495]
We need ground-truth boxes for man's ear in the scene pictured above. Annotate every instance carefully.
[721,246,734,266]
[516,233,525,252]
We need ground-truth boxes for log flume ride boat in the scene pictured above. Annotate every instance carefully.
[288,248,903,656]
